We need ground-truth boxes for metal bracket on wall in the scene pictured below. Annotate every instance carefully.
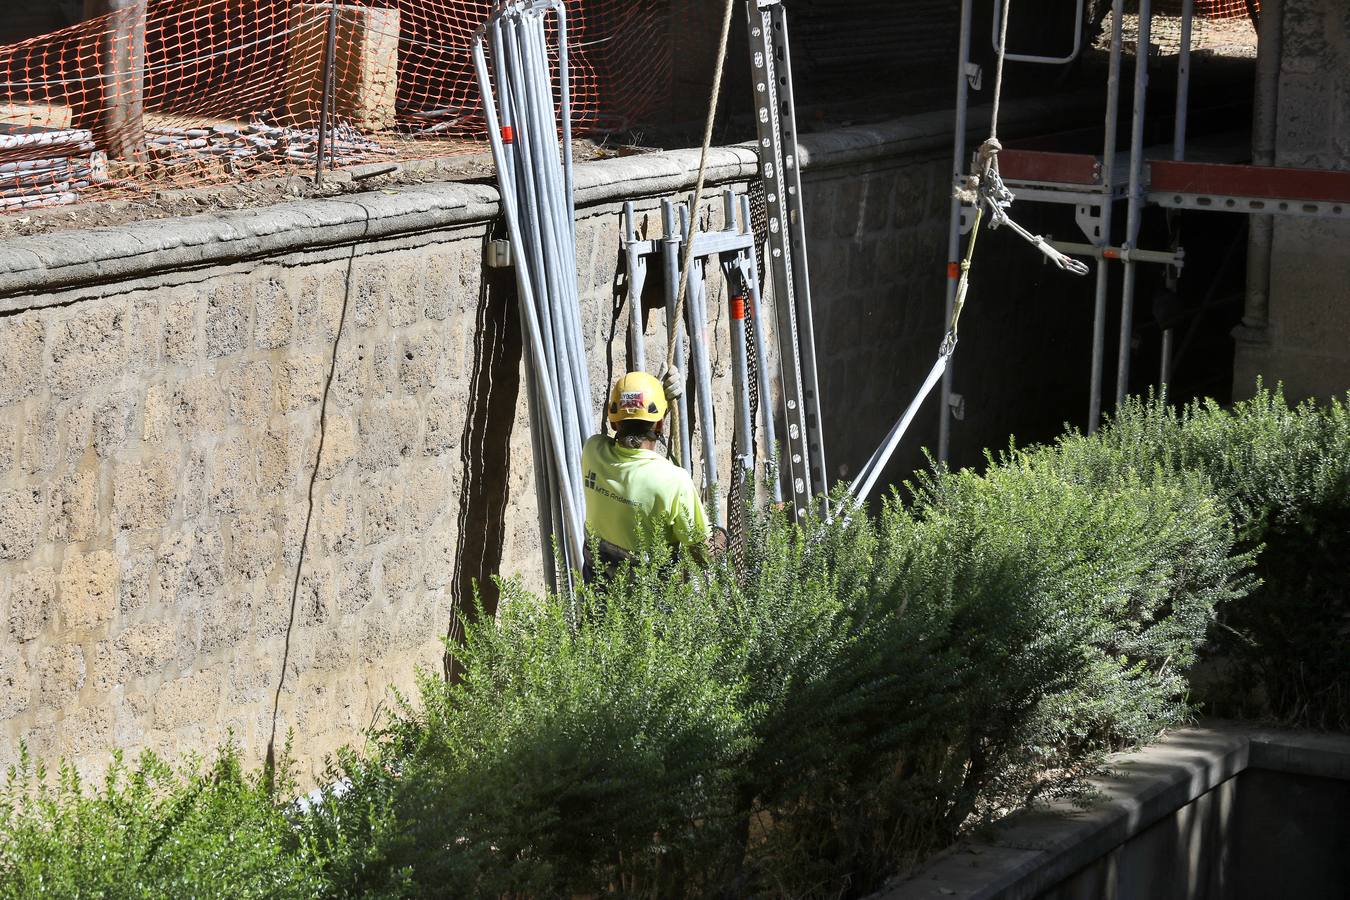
[744,0,828,521]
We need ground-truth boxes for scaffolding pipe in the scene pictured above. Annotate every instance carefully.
[939,0,975,462]
[661,199,694,471]
[623,202,647,372]
[681,201,721,524]
[1159,0,1194,394]
[723,190,754,491]
[1245,0,1283,333]
[472,30,585,572]
[1114,0,1152,408]
[740,195,782,503]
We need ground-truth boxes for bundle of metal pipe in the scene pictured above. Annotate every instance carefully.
[473,0,591,589]
[0,128,104,209]
[145,121,394,165]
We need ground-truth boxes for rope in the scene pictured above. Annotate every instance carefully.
[989,0,1012,140]
[667,0,737,369]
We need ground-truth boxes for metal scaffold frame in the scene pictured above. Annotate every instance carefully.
[743,0,829,522]
[939,0,1350,454]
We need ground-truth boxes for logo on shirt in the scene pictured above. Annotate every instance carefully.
[585,471,596,490]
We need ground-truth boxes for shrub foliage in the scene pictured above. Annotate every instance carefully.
[8,385,1345,897]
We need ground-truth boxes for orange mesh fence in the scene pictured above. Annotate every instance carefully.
[0,0,680,211]
[1155,0,1258,19]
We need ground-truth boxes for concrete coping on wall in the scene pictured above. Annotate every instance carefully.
[876,724,1350,900]
[0,90,1104,310]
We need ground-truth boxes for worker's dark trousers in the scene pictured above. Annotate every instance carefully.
[581,539,634,586]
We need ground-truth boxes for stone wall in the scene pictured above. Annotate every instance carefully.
[0,96,1093,779]
[1234,0,1350,401]
[0,149,765,780]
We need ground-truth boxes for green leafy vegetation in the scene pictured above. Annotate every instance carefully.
[4,385,1343,897]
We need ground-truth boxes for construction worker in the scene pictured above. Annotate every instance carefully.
[582,369,717,582]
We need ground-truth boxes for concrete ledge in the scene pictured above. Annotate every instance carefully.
[878,725,1350,900]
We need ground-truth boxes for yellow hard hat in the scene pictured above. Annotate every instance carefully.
[607,371,668,424]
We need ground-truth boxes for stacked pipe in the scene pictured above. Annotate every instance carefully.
[473,0,591,588]
[145,122,394,166]
[0,128,104,209]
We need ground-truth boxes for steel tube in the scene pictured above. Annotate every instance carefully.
[1160,326,1173,389]
[850,355,950,503]
[740,196,782,503]
[473,33,584,569]
[680,202,720,523]
[661,200,694,471]
[1174,0,1193,161]
[523,15,590,432]
[1115,0,1152,408]
[314,0,339,185]
[728,282,754,498]
[1245,0,1283,332]
[1089,0,1126,432]
[939,0,975,462]
[623,202,647,372]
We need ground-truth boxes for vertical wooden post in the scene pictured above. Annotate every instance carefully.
[80,0,147,162]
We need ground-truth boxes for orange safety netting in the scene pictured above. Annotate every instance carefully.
[0,0,679,211]
[1155,0,1259,19]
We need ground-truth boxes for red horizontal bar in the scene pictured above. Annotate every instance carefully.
[997,150,1101,185]
[1149,161,1350,203]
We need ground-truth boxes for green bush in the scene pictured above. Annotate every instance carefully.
[1042,385,1350,729]
[0,741,325,899]
[309,448,1249,897]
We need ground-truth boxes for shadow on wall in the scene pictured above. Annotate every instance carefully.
[446,234,522,681]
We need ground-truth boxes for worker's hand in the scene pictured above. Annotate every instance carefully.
[661,365,684,402]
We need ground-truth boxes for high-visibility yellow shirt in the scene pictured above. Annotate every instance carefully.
[581,433,710,552]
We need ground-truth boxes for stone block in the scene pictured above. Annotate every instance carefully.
[362,479,401,547]
[0,415,14,474]
[8,567,55,642]
[356,398,420,473]
[20,401,59,475]
[315,414,356,480]
[153,669,222,731]
[57,550,119,632]
[47,301,128,399]
[259,422,314,496]
[208,436,256,515]
[91,392,135,458]
[89,641,129,693]
[317,490,360,556]
[275,353,326,413]
[142,383,171,443]
[252,580,291,639]
[337,556,374,616]
[119,549,153,612]
[47,470,98,544]
[198,591,254,656]
[398,329,445,392]
[56,703,115,759]
[205,282,251,360]
[229,508,278,580]
[0,646,30,719]
[388,267,424,328]
[253,278,295,350]
[298,569,335,627]
[162,294,202,364]
[171,373,227,434]
[379,540,420,597]
[370,339,397,396]
[423,391,462,457]
[125,298,162,376]
[181,527,226,606]
[112,451,178,532]
[352,262,389,329]
[423,242,482,320]
[406,460,454,536]
[329,340,368,408]
[0,486,45,559]
[0,314,43,406]
[296,269,347,343]
[181,449,208,520]
[226,361,275,428]
[37,643,86,706]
